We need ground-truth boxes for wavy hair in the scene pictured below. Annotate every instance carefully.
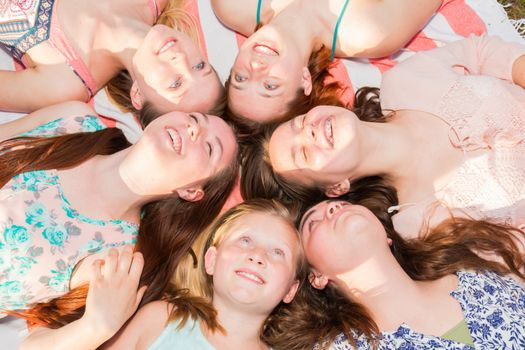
[4,117,239,328]
[264,183,525,349]
[240,87,388,211]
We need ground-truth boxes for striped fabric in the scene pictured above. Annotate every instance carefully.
[0,0,523,141]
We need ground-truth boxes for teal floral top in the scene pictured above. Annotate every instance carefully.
[0,116,138,310]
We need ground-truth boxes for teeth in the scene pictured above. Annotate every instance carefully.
[253,44,278,56]
[159,40,176,54]
[167,128,181,154]
[237,271,264,284]
[325,118,333,145]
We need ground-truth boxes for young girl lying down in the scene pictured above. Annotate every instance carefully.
[105,199,307,350]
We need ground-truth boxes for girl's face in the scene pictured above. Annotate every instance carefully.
[205,212,301,314]
[268,105,360,189]
[228,30,310,123]
[123,111,237,199]
[132,25,223,114]
[299,200,386,277]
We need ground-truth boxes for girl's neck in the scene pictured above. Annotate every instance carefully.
[335,250,432,331]
[203,297,268,350]
[59,148,152,223]
[351,119,419,182]
[263,2,322,63]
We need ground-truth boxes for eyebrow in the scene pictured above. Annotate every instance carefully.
[230,82,282,99]
[196,112,209,124]
[299,209,316,233]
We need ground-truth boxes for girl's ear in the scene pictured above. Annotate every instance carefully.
[130,81,144,110]
[308,271,329,290]
[301,67,312,96]
[324,179,351,198]
[204,246,218,276]
[282,280,300,304]
[175,187,205,202]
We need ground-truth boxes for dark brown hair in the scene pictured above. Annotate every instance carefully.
[264,183,525,349]
[3,123,239,328]
[225,46,346,137]
[240,87,388,211]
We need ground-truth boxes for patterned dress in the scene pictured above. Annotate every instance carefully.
[326,271,525,349]
[0,116,138,310]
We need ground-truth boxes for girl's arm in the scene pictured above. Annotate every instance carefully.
[344,0,443,58]
[101,301,172,350]
[20,247,146,350]
[0,64,88,113]
[0,101,96,142]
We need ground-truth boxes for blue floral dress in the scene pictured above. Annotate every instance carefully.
[326,271,525,349]
[0,116,138,310]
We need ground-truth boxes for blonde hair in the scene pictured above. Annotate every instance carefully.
[105,0,226,116]
[166,199,307,333]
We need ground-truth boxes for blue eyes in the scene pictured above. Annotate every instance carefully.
[193,61,206,70]
[170,78,182,89]
[264,82,278,90]
[234,74,246,82]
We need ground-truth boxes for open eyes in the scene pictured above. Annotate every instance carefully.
[264,82,279,91]
[169,77,182,89]
[193,61,206,70]
[234,74,247,82]
[272,248,285,257]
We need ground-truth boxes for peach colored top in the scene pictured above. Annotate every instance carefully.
[380,35,525,237]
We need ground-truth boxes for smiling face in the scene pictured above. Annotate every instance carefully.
[228,31,311,123]
[205,212,301,314]
[268,105,361,188]
[123,111,237,197]
[131,24,223,114]
[299,200,386,277]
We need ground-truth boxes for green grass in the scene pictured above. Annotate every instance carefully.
[499,0,525,20]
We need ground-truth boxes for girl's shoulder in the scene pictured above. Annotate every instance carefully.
[103,301,172,350]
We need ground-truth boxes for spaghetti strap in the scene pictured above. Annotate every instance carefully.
[149,0,160,22]
[256,0,262,25]
[330,0,350,61]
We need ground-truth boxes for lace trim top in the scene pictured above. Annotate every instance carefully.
[380,35,525,236]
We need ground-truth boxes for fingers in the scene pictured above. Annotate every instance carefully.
[128,251,144,280]
[117,245,134,273]
[102,248,119,277]
[91,259,103,281]
[134,285,148,310]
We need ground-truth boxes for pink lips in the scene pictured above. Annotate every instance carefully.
[252,43,279,56]
[166,127,182,154]
[324,117,334,147]
[157,38,177,55]
[235,268,266,285]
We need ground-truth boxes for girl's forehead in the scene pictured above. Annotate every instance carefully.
[221,213,299,246]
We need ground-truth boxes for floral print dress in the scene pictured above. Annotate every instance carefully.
[0,116,138,310]
[326,271,525,349]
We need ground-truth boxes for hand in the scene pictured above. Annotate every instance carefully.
[82,246,147,340]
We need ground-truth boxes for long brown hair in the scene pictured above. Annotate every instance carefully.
[4,120,239,328]
[105,0,227,116]
[162,199,309,339]
[265,184,525,349]
[225,46,346,136]
[240,87,387,210]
